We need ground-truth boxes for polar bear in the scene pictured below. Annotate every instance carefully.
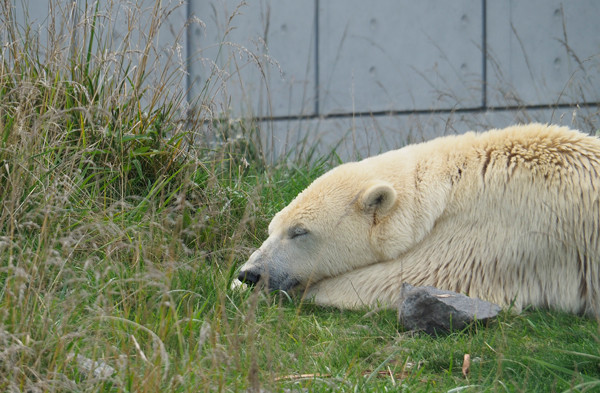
[237,124,600,315]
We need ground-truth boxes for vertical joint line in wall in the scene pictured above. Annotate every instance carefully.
[482,0,487,109]
[314,0,320,116]
[186,0,193,108]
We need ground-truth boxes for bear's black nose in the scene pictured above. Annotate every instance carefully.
[238,270,261,286]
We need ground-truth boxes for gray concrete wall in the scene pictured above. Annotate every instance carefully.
[189,0,600,161]
[11,0,600,161]
[10,0,189,108]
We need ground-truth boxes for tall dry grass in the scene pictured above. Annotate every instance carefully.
[0,1,293,391]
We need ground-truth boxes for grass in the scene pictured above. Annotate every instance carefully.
[1,1,599,392]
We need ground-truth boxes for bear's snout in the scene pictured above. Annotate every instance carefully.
[238,269,261,286]
[237,267,300,292]
[237,245,301,291]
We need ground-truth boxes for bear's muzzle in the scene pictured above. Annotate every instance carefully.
[237,269,262,286]
[237,267,299,292]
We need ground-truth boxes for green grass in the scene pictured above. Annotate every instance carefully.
[1,1,599,392]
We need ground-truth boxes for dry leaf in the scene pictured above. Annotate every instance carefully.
[462,354,471,377]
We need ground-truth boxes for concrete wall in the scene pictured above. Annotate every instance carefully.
[189,0,600,161]
[12,0,600,161]
[10,0,189,108]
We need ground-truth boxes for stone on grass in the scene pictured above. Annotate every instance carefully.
[397,283,501,335]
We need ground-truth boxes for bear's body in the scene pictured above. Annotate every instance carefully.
[238,124,600,315]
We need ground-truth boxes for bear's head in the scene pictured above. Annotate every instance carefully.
[236,158,437,293]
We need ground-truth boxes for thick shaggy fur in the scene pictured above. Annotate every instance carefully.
[238,124,600,315]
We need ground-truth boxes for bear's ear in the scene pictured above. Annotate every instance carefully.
[360,181,397,217]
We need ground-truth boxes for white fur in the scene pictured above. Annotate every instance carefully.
[238,124,600,315]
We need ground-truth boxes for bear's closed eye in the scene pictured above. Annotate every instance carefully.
[289,226,308,239]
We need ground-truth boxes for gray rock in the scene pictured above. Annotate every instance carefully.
[397,283,502,335]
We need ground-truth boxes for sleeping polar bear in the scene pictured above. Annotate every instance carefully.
[237,124,600,315]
